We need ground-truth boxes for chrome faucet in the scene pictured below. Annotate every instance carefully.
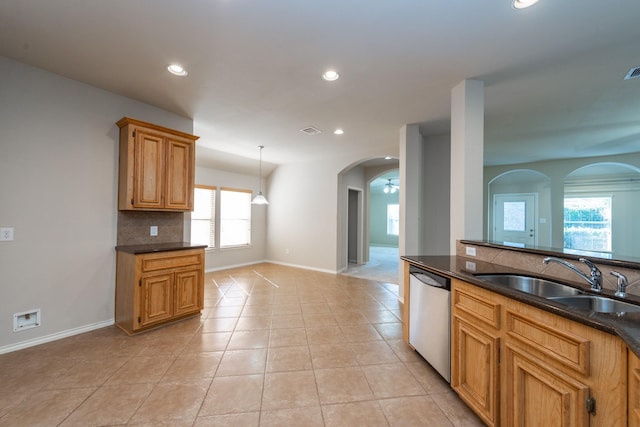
[543,257,603,292]
[611,271,629,298]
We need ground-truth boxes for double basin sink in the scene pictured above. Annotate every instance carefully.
[475,274,640,314]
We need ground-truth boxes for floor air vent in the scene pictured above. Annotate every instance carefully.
[300,126,322,135]
[624,66,640,80]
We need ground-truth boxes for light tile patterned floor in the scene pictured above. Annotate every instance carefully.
[0,263,484,426]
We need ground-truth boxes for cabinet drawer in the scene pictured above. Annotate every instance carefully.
[452,286,501,329]
[140,251,202,273]
[506,309,590,375]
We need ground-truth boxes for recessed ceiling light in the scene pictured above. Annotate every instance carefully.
[334,129,344,135]
[322,70,339,81]
[513,0,539,9]
[167,64,188,76]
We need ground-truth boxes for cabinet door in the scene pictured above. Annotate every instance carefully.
[504,344,589,427]
[451,315,500,427]
[139,273,173,327]
[133,130,165,209]
[631,350,640,427]
[165,136,194,210]
[174,269,202,316]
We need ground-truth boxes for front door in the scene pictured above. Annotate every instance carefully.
[493,193,537,246]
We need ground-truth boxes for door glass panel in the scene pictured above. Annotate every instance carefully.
[503,201,526,231]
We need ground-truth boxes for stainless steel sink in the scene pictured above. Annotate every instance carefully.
[547,295,640,313]
[475,274,584,297]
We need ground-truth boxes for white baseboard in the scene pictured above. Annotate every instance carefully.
[264,260,338,275]
[205,260,266,273]
[205,259,338,275]
[0,319,115,355]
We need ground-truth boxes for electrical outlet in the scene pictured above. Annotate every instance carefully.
[465,246,477,256]
[0,227,14,241]
[150,226,158,236]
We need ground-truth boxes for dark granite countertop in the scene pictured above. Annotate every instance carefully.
[402,255,640,358]
[115,242,207,254]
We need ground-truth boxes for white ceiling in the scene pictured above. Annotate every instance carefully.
[2,1,640,174]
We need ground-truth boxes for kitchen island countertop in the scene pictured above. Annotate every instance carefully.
[402,255,640,358]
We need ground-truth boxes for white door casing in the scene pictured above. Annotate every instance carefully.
[493,193,538,247]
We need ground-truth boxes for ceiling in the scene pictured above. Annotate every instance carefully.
[2,1,640,175]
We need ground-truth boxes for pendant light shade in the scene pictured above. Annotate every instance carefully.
[251,145,269,205]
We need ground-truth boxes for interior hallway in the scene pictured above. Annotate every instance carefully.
[341,246,400,284]
[0,263,482,426]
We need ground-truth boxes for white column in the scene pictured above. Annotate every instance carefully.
[399,124,422,299]
[450,79,484,253]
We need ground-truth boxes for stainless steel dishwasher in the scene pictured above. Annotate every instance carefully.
[409,265,451,382]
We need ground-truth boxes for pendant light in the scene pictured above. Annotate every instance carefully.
[251,145,269,205]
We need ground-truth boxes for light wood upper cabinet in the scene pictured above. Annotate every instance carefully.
[164,136,195,210]
[133,129,164,209]
[117,117,198,211]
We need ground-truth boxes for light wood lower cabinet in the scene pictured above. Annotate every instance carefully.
[504,343,590,426]
[115,248,204,334]
[450,278,627,427]
[631,350,640,427]
[451,282,501,426]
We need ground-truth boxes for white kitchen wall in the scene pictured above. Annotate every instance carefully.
[194,166,267,270]
[0,57,193,352]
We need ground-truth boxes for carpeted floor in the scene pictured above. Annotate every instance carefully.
[341,246,399,284]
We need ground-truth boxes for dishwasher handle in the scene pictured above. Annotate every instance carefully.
[409,267,450,291]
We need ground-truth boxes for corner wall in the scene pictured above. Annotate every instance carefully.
[0,57,193,352]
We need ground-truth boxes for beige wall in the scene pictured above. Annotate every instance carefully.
[0,57,193,352]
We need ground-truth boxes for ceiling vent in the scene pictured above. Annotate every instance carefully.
[624,66,640,80]
[300,126,322,135]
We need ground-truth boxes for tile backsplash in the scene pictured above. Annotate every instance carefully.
[456,241,640,298]
[117,211,184,246]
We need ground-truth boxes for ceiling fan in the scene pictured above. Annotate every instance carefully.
[383,178,399,194]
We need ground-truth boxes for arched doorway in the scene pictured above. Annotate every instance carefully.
[337,158,399,283]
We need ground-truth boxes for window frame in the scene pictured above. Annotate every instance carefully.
[190,185,216,249]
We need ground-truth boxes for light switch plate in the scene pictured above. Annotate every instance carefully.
[465,246,477,256]
[150,226,158,236]
[0,227,14,241]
